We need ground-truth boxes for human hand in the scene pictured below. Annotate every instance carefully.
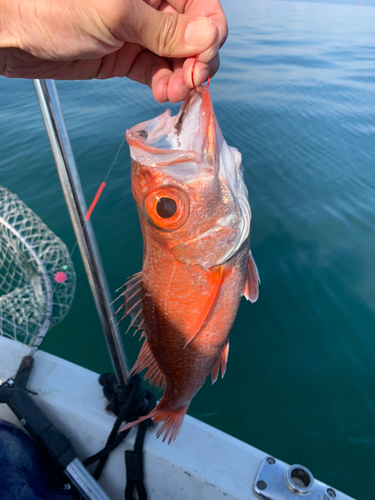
[0,0,227,102]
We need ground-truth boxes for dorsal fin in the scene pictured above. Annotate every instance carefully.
[184,266,224,347]
[211,342,229,384]
[243,252,260,303]
[114,272,144,335]
[131,338,165,389]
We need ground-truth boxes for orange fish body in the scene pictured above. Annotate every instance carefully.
[119,86,259,442]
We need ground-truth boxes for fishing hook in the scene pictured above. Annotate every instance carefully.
[191,55,210,92]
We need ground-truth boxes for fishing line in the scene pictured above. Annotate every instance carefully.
[71,94,142,258]
[85,94,141,224]
[68,134,127,259]
[191,55,199,92]
[191,55,211,92]
[70,240,78,258]
[85,135,127,221]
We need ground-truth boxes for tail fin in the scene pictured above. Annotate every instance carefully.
[119,405,189,444]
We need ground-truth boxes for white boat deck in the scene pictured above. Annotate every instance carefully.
[0,336,355,500]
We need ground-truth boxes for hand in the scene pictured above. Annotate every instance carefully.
[0,0,228,102]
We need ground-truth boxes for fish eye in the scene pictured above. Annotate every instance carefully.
[156,197,177,219]
[143,188,189,231]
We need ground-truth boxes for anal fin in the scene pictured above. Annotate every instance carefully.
[211,342,229,384]
[131,338,165,390]
[243,251,260,303]
[220,342,229,378]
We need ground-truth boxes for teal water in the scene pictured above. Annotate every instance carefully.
[1,0,375,497]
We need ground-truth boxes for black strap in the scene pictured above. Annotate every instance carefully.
[125,449,147,500]
[83,373,156,498]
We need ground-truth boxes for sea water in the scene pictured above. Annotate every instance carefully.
[1,0,375,497]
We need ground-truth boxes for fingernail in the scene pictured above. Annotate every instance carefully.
[199,45,218,63]
[197,68,210,85]
[185,18,212,49]
[162,84,168,102]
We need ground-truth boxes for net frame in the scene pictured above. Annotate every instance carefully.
[0,185,76,351]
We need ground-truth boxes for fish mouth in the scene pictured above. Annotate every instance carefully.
[126,86,214,169]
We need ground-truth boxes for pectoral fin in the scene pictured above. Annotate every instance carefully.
[243,251,260,303]
[184,266,224,347]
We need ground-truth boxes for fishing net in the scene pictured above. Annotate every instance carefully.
[0,185,76,349]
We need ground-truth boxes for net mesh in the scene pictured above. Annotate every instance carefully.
[0,185,76,347]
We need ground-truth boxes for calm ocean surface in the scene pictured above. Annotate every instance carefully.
[1,0,375,497]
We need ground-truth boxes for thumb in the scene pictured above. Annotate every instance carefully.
[116,2,219,59]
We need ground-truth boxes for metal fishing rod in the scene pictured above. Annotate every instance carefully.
[33,79,129,387]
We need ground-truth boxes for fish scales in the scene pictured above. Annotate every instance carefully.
[118,85,259,443]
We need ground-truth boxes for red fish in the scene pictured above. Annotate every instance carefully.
[118,86,259,443]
